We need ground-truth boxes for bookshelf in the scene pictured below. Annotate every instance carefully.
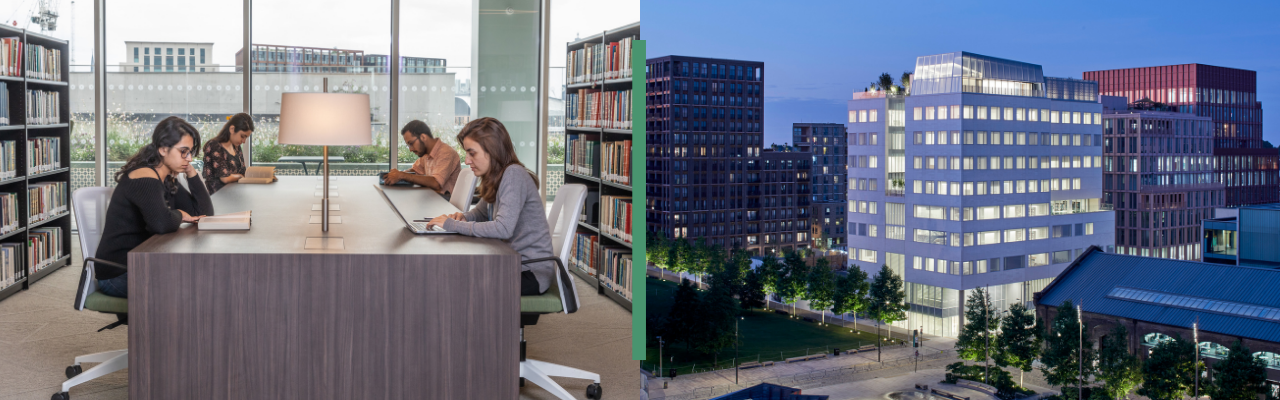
[0,25,73,303]
[563,22,642,312]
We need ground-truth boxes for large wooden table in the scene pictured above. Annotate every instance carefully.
[127,176,520,399]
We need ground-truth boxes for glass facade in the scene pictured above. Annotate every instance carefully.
[1044,77,1098,102]
[911,52,1045,97]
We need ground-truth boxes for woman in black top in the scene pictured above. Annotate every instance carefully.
[202,113,254,194]
[95,116,214,298]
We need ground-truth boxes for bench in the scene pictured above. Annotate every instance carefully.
[932,388,969,400]
[277,156,346,175]
[957,379,999,397]
[784,354,828,363]
[915,384,929,391]
[739,362,762,369]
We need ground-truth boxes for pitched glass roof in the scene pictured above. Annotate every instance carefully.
[1108,287,1280,322]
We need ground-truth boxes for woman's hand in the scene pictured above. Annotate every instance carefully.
[426,215,451,229]
[180,210,204,223]
[447,212,465,221]
[223,174,243,183]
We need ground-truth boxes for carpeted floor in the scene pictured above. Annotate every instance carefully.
[0,235,636,400]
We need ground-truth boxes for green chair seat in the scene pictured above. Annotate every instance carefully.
[84,291,128,314]
[520,280,563,314]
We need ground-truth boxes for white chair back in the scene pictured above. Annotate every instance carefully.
[548,184,587,314]
[450,167,478,212]
[72,187,114,311]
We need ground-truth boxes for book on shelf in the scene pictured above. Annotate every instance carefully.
[579,190,599,225]
[598,247,632,301]
[565,89,631,129]
[566,136,597,177]
[566,37,634,84]
[198,210,251,231]
[238,166,277,184]
[24,42,60,81]
[0,192,17,234]
[0,242,21,289]
[0,81,9,125]
[26,181,67,223]
[27,136,60,173]
[26,90,59,125]
[0,141,15,178]
[570,232,599,276]
[28,226,62,274]
[601,140,631,185]
[1,37,20,78]
[600,195,632,243]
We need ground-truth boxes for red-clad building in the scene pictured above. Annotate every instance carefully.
[1084,64,1277,206]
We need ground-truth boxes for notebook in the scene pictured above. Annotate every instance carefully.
[197,211,251,230]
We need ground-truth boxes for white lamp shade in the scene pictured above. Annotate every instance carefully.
[277,92,373,146]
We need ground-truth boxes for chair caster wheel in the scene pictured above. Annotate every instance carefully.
[586,383,602,400]
[51,392,70,400]
[65,365,82,379]
[519,377,525,387]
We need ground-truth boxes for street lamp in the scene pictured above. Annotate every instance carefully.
[735,317,743,385]
[657,336,665,380]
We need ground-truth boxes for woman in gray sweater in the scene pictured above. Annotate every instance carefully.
[427,117,555,295]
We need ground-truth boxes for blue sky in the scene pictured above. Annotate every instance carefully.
[643,0,1280,147]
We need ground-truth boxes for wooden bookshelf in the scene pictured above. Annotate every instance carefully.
[563,22,642,312]
[0,24,73,300]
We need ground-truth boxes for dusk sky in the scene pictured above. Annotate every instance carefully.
[643,0,1280,147]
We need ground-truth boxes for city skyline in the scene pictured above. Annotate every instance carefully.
[642,0,1280,147]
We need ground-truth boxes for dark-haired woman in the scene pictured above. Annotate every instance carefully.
[426,117,555,296]
[202,113,254,194]
[95,116,215,298]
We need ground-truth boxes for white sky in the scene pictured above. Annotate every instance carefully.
[1,0,638,77]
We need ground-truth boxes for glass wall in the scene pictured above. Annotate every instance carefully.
[105,0,243,185]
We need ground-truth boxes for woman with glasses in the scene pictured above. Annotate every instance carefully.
[94,116,215,298]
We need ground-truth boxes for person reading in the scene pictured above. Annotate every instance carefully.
[95,117,214,298]
[382,120,460,201]
[425,117,554,295]
[202,113,254,194]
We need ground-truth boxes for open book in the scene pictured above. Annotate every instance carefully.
[239,166,277,184]
[197,211,251,231]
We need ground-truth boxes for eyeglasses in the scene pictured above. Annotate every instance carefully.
[175,147,195,159]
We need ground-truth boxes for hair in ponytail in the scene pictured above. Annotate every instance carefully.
[212,113,254,144]
[115,116,202,182]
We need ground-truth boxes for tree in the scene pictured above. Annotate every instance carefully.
[956,287,998,365]
[901,71,912,93]
[674,238,698,280]
[738,267,767,310]
[664,278,702,350]
[831,267,870,329]
[757,254,783,306]
[868,265,907,358]
[692,266,740,356]
[994,302,1042,388]
[1138,335,1199,400]
[1097,324,1142,400]
[649,230,670,277]
[877,73,895,92]
[1263,140,1275,149]
[777,251,810,316]
[1040,300,1096,400]
[805,258,836,325]
[1207,340,1269,400]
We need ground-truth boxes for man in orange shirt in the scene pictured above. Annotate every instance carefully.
[383,120,461,201]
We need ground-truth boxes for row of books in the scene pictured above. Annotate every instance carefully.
[600,140,631,185]
[27,90,60,125]
[567,37,634,84]
[0,82,9,125]
[28,137,60,173]
[566,137,597,177]
[0,192,17,234]
[0,243,23,290]
[569,232,599,276]
[600,195,632,243]
[29,226,63,274]
[566,89,632,129]
[598,248,632,301]
[25,42,61,81]
[0,38,20,78]
[0,141,15,178]
[28,181,67,224]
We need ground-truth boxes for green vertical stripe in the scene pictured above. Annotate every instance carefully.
[631,39,647,359]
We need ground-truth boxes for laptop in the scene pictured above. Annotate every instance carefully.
[374,185,456,234]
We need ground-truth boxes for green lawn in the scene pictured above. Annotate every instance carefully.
[644,277,897,375]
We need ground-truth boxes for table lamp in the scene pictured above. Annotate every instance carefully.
[278,91,371,232]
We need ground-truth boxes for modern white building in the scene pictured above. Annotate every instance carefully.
[121,41,221,72]
[845,52,1115,337]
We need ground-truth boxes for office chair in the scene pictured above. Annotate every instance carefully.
[53,187,128,400]
[449,167,478,212]
[520,183,601,400]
